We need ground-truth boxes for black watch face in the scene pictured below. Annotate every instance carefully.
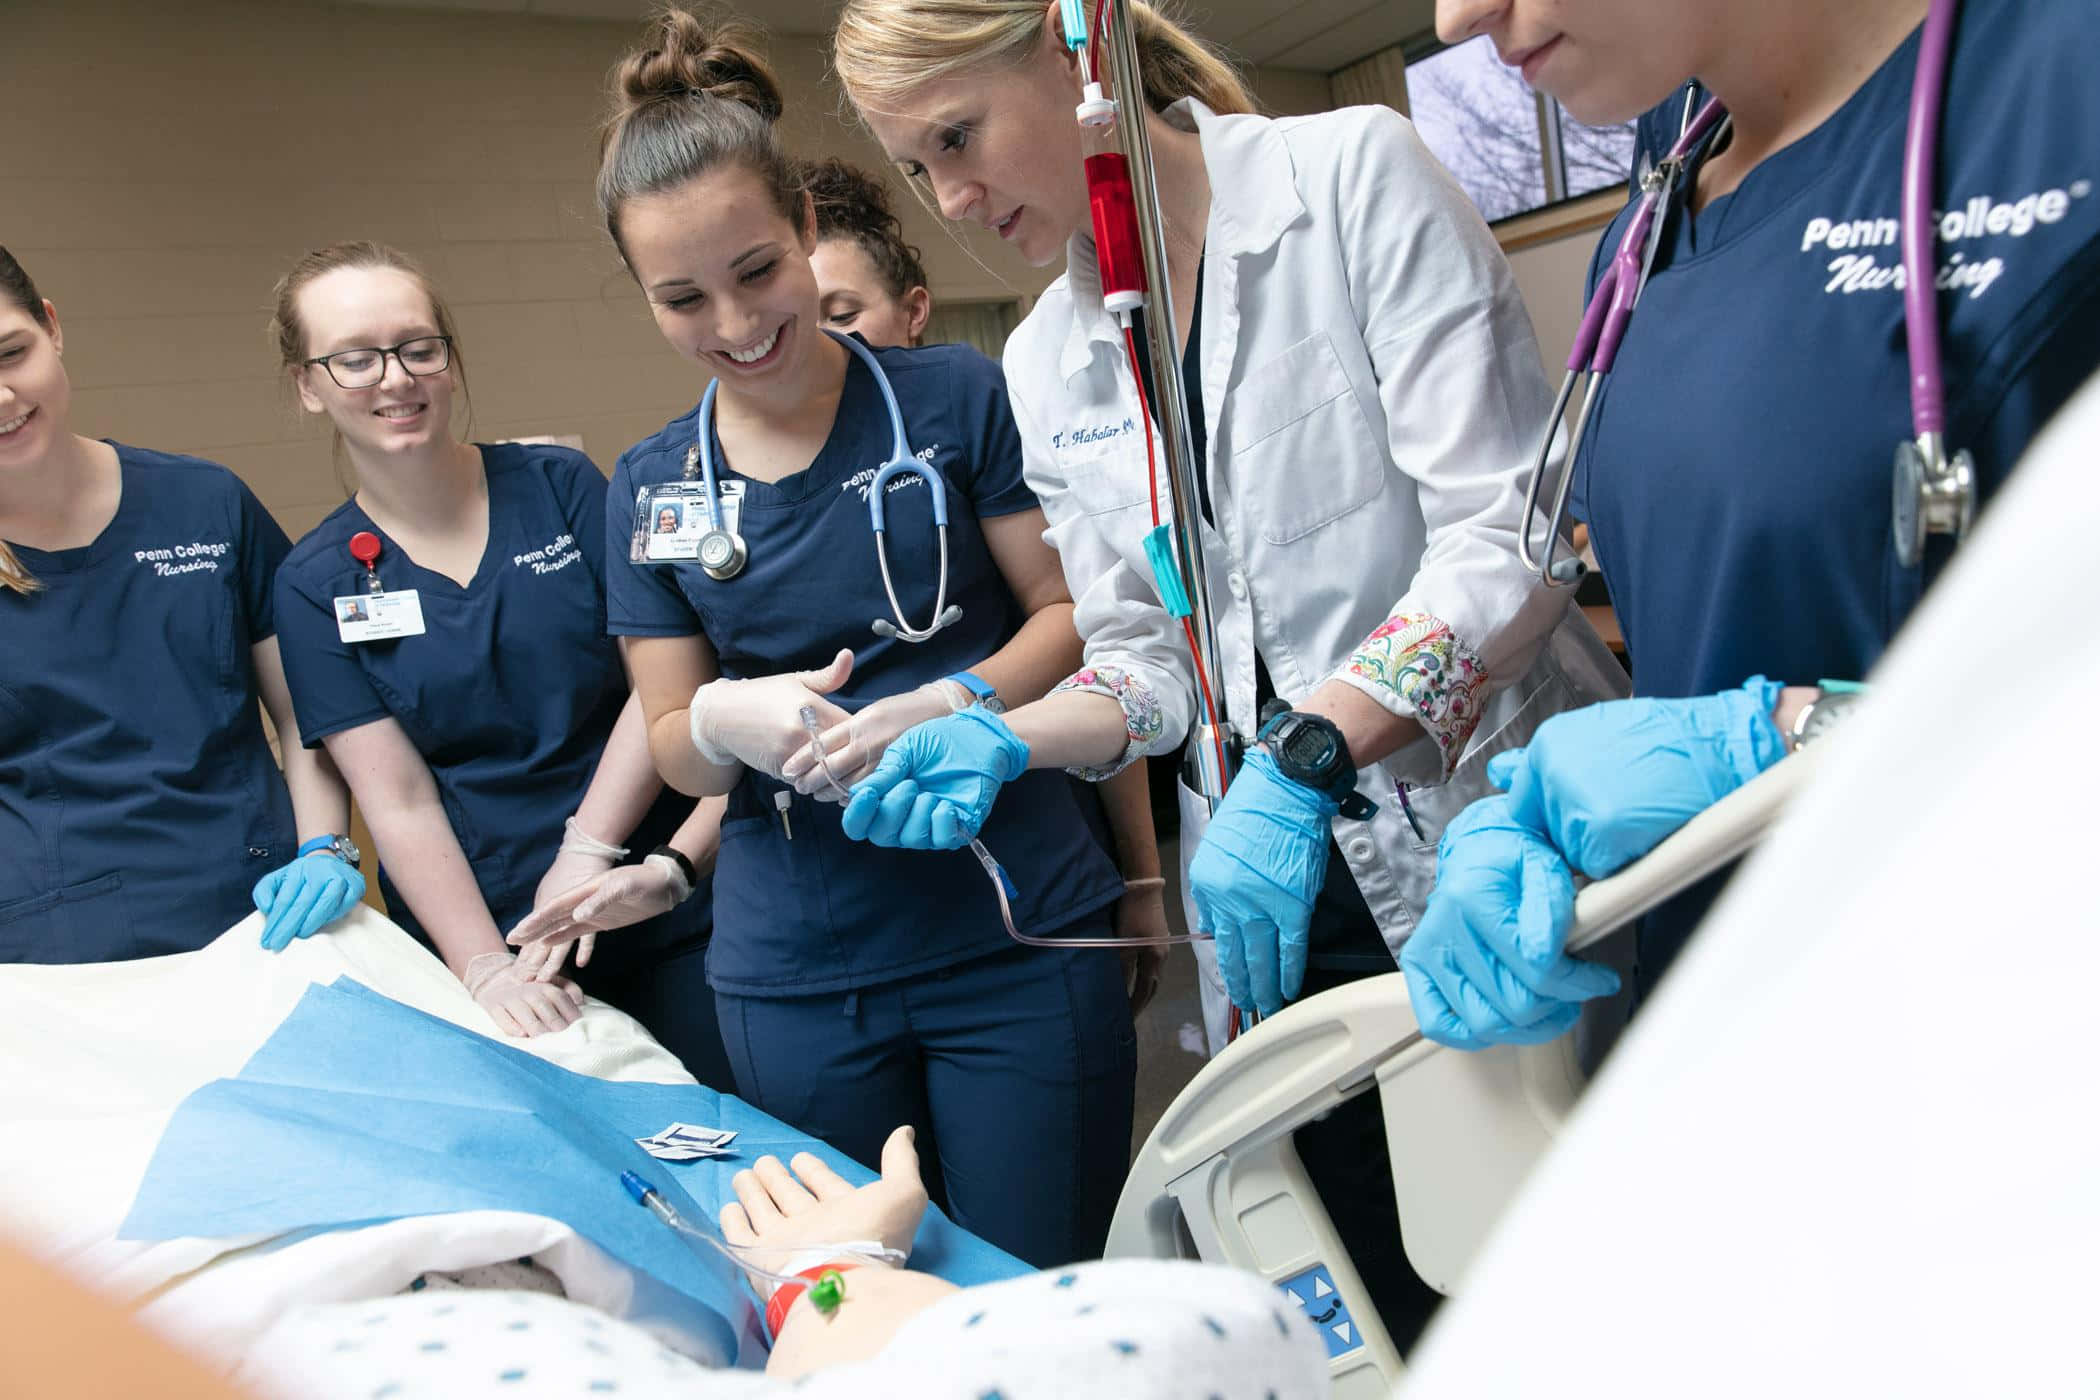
[1278,722,1339,775]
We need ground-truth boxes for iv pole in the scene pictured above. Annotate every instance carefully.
[1096,0,1234,809]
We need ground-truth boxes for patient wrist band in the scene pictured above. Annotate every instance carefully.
[766,1262,858,1339]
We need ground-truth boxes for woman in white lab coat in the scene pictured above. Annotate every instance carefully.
[828,5,1623,1349]
[830,0,1623,1030]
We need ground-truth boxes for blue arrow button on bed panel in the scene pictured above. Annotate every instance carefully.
[1276,1264,1362,1359]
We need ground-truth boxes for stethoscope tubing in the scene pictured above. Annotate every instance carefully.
[689,330,961,642]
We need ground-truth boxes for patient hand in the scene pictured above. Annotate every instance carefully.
[719,1126,927,1294]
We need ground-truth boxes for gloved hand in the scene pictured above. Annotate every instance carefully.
[1400,795,1619,1050]
[1186,750,1333,1017]
[780,679,965,799]
[463,950,584,1038]
[506,853,694,981]
[688,650,855,779]
[516,817,635,978]
[840,708,1030,849]
[252,850,366,952]
[1491,676,1787,878]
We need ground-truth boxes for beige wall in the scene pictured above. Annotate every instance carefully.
[3,0,1329,539]
[1506,225,1605,375]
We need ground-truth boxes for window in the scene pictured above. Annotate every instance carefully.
[1401,35,1637,224]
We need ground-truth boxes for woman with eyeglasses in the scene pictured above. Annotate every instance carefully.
[0,245,364,964]
[265,241,733,1087]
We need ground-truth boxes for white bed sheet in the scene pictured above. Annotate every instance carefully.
[0,908,709,1366]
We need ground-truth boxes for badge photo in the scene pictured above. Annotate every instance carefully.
[334,589,427,643]
[636,481,742,564]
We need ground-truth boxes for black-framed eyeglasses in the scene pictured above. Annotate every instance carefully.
[304,335,453,390]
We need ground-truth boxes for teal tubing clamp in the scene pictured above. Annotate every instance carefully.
[1143,525,1194,619]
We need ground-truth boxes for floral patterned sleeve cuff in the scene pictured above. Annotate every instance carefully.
[1050,663,1166,781]
[1331,612,1488,779]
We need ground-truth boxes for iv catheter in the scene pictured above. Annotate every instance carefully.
[620,1169,906,1294]
[797,706,1208,952]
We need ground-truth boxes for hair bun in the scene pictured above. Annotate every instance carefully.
[803,158,899,239]
[615,8,784,124]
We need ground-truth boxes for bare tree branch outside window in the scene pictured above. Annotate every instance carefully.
[1404,36,1637,222]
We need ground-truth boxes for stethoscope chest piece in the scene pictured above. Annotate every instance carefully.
[1891,436,1976,569]
[698,523,748,580]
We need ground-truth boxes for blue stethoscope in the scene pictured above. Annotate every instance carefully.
[682,328,962,643]
[1521,0,1973,585]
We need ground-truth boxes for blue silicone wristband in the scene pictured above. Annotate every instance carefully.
[296,835,341,859]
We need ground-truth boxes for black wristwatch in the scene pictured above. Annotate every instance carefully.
[1256,700,1376,820]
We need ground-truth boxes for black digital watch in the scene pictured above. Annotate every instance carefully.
[1255,700,1376,820]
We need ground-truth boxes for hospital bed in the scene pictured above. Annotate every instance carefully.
[0,909,1023,1381]
[1107,746,1826,1396]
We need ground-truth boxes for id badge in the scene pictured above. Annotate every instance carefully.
[633,482,743,564]
[333,589,427,643]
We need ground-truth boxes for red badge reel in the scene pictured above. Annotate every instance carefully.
[349,531,384,593]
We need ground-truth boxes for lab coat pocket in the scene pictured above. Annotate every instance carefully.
[0,872,138,964]
[1049,435,1151,517]
[1231,332,1388,545]
[1396,660,1579,857]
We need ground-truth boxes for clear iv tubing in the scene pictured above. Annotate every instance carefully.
[620,1170,906,1293]
[798,705,1208,951]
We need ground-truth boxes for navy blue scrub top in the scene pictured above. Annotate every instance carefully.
[1570,0,2100,704]
[274,443,709,950]
[605,339,1123,997]
[0,445,294,963]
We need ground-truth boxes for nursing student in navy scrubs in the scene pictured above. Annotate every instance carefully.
[1404,0,2100,1044]
[593,14,1135,1267]
[268,242,732,1088]
[800,154,1172,1016]
[0,246,364,963]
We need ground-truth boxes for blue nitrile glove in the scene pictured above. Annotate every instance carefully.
[1187,750,1334,1018]
[1400,795,1619,1050]
[841,707,1031,850]
[252,851,366,952]
[1488,676,1788,879]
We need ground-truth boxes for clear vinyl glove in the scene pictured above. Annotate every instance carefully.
[1491,676,1788,878]
[1400,794,1619,1050]
[513,817,632,980]
[1187,750,1333,1018]
[506,853,693,981]
[252,850,366,952]
[840,707,1030,850]
[780,679,965,799]
[463,950,584,1038]
[688,650,855,780]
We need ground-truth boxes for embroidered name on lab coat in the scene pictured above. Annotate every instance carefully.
[1052,419,1135,450]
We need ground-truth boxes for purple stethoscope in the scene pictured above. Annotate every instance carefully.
[1521,0,1974,585]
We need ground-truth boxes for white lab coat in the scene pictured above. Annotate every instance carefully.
[1007,99,1625,988]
